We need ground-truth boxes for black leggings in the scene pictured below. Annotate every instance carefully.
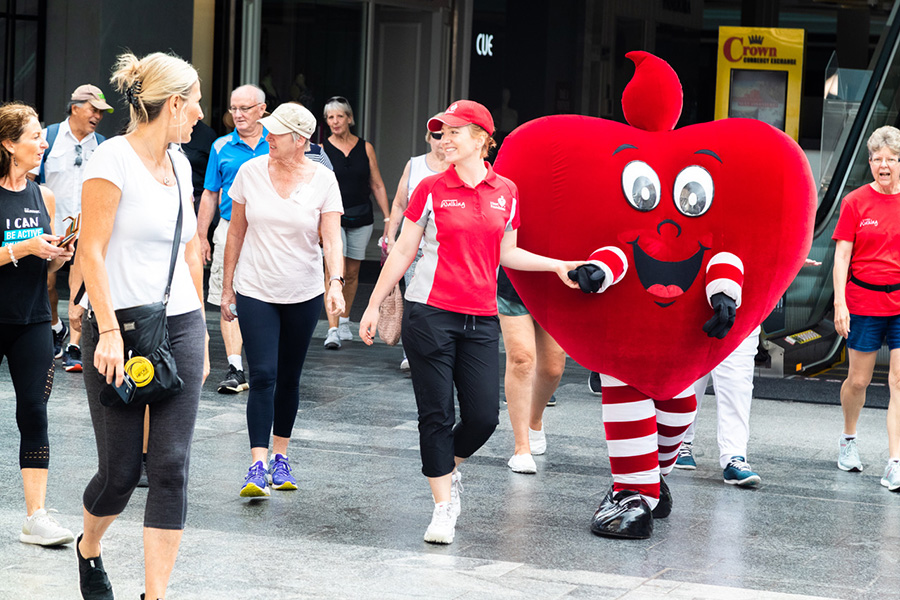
[0,322,53,469]
[402,302,500,478]
[81,310,205,530]
[236,292,322,448]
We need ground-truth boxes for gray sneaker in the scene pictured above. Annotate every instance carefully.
[20,508,74,546]
[838,437,863,472]
[337,321,353,341]
[882,460,900,491]
[324,327,341,350]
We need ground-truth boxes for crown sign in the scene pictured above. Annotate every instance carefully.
[748,35,764,44]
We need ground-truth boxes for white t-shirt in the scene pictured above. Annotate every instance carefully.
[229,155,343,304]
[81,136,201,315]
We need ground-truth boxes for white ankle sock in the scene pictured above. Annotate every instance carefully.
[227,355,243,371]
[51,320,63,333]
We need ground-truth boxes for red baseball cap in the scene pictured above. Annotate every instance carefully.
[428,100,494,135]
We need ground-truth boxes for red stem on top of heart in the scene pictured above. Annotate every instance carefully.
[622,51,684,133]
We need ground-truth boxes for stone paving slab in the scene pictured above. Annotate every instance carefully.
[0,310,893,599]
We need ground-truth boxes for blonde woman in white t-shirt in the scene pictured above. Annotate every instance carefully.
[77,51,208,600]
[221,102,345,498]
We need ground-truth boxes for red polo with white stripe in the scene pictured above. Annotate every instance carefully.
[404,162,520,316]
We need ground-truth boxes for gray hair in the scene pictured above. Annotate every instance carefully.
[867,126,900,158]
[323,96,354,126]
[291,131,311,151]
[232,84,265,104]
[66,100,86,115]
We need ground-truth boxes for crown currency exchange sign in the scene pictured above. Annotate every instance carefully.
[715,27,805,141]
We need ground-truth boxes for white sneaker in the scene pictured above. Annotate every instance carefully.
[324,327,341,350]
[400,357,410,371]
[423,502,455,544]
[449,470,463,518]
[20,508,74,546]
[529,427,547,455]
[337,320,353,341]
[508,453,537,474]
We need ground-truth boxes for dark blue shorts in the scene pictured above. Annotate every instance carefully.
[847,313,900,352]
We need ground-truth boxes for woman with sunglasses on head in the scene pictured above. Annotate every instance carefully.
[834,125,900,491]
[384,114,451,371]
[360,100,583,545]
[0,102,76,549]
[321,96,390,350]
[76,51,208,600]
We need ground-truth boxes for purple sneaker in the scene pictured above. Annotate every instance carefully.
[239,461,270,497]
[268,454,297,491]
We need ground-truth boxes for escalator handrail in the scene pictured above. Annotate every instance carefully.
[813,4,900,239]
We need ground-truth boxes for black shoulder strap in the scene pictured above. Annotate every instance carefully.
[164,149,184,305]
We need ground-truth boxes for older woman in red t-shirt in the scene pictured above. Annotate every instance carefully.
[833,125,900,489]
[360,100,582,545]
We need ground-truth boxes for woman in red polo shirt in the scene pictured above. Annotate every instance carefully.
[360,100,581,545]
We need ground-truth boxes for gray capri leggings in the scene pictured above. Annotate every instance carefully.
[81,309,205,530]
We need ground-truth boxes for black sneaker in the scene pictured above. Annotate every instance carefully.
[53,320,69,359]
[546,394,557,407]
[76,534,113,600]
[136,458,149,488]
[217,365,249,394]
[588,371,602,396]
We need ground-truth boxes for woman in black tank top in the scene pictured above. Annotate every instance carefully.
[0,102,75,548]
[321,96,391,349]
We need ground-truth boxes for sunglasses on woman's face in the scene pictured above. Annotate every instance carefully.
[430,132,443,140]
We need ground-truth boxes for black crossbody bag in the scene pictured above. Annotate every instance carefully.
[89,151,185,406]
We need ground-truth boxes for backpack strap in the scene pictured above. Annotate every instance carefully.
[39,122,60,184]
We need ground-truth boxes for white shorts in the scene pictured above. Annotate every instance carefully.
[207,219,229,306]
[341,224,374,261]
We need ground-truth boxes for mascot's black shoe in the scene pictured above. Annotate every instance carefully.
[652,476,672,519]
[591,489,653,539]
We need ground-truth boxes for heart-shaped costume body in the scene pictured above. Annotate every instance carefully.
[494,51,816,538]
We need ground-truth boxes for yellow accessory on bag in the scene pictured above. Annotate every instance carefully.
[125,356,155,387]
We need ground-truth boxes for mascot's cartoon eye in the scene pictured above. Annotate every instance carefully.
[673,165,713,217]
[621,161,660,212]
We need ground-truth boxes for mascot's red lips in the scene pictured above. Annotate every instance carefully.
[627,238,709,305]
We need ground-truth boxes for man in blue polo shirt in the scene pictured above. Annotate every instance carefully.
[198,84,269,394]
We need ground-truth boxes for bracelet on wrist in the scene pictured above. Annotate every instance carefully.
[99,328,121,336]
[330,275,345,286]
[7,244,18,267]
[383,218,390,223]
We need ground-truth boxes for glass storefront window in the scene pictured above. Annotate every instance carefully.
[12,19,37,106]
[259,0,364,143]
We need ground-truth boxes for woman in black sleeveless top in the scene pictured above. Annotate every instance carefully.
[321,96,390,350]
[0,102,75,547]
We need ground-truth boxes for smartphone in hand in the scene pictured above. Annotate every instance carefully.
[57,214,80,247]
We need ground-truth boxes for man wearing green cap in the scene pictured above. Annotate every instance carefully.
[33,84,113,373]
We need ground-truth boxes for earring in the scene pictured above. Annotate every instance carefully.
[12,156,17,167]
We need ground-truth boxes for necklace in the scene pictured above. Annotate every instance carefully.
[138,136,171,185]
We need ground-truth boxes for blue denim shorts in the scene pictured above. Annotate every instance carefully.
[847,313,900,352]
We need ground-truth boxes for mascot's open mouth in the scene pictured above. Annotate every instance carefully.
[627,238,709,306]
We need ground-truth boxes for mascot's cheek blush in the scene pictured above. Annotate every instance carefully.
[494,51,816,400]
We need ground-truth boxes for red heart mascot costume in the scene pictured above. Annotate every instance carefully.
[493,52,816,539]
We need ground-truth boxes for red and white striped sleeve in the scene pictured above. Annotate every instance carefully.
[587,246,629,293]
[705,252,744,308]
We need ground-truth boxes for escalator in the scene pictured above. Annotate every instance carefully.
[758,1,900,378]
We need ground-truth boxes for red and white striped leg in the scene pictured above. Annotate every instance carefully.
[656,388,698,476]
[600,374,660,509]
